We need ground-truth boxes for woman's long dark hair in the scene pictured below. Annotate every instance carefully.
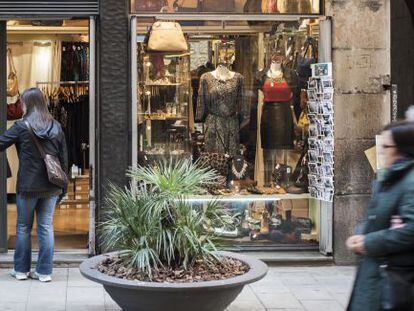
[384,121,414,159]
[22,88,53,132]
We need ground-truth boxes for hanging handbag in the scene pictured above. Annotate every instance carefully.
[296,37,318,88]
[147,21,188,52]
[244,0,262,13]
[24,121,69,189]
[277,0,301,13]
[201,0,235,12]
[7,49,19,97]
[135,0,168,11]
[261,0,279,13]
[7,98,24,120]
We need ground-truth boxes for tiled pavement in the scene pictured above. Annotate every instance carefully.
[0,266,356,311]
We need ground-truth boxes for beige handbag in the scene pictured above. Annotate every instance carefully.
[7,49,19,97]
[147,21,188,52]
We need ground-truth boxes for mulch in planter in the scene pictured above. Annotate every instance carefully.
[97,255,250,283]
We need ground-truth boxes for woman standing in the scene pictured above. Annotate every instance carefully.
[347,121,414,310]
[0,88,67,282]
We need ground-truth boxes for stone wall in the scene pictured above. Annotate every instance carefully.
[392,0,414,118]
[97,0,131,246]
[326,0,391,264]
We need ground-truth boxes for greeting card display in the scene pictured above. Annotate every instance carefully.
[307,63,334,202]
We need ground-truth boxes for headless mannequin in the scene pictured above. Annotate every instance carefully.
[211,64,236,81]
[263,59,288,187]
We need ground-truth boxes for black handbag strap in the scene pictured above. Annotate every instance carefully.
[24,120,46,159]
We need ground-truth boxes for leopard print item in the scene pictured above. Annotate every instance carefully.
[197,152,231,176]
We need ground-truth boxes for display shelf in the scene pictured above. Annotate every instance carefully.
[186,193,312,203]
[142,114,188,121]
[145,83,183,86]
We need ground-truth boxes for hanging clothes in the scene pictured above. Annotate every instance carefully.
[48,93,89,170]
[60,42,89,81]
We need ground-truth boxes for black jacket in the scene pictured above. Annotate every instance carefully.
[0,119,68,195]
[348,159,414,311]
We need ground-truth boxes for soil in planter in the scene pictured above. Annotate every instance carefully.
[97,256,249,283]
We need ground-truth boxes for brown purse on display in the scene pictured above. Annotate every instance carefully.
[147,21,188,52]
[25,121,69,189]
[7,49,19,97]
[201,0,235,12]
[135,0,168,12]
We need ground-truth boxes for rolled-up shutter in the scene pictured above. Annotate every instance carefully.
[0,0,99,18]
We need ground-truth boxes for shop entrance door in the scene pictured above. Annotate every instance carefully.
[0,17,96,254]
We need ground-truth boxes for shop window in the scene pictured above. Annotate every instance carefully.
[132,0,322,15]
[134,18,322,249]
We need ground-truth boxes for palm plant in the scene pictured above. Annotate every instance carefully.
[100,159,232,279]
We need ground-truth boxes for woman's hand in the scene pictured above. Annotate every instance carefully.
[346,235,366,255]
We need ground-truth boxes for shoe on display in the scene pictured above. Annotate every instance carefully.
[10,269,29,280]
[29,271,52,282]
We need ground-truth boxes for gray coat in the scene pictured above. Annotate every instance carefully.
[347,159,414,311]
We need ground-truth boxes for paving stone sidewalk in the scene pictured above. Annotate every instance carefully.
[0,265,356,311]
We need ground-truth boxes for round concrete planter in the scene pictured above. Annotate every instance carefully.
[80,251,268,311]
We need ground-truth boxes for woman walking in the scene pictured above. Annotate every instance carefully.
[0,88,67,282]
[347,121,414,310]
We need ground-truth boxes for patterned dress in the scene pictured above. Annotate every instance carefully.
[196,72,247,155]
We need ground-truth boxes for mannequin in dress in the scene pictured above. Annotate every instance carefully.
[259,55,294,187]
[196,63,246,156]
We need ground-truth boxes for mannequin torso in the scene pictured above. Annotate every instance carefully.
[211,64,236,81]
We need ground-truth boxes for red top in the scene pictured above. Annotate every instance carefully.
[262,79,293,102]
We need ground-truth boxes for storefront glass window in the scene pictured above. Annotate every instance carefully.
[135,18,321,249]
[132,0,322,15]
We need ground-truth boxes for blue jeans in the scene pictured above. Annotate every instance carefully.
[14,195,58,275]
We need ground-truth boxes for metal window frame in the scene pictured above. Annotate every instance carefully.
[130,14,333,254]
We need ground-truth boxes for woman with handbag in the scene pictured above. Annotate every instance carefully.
[346,121,414,311]
[0,88,68,282]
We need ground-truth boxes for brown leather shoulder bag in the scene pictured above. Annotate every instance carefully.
[25,121,68,189]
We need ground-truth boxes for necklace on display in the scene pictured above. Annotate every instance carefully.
[232,160,248,179]
[267,70,284,87]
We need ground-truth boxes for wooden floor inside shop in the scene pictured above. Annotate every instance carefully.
[7,204,89,250]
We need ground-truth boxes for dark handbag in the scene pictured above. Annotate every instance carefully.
[272,163,292,188]
[296,37,318,88]
[7,98,23,120]
[244,0,262,12]
[380,264,414,310]
[197,152,231,177]
[31,20,63,27]
[200,0,235,12]
[24,121,68,189]
[135,0,168,11]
